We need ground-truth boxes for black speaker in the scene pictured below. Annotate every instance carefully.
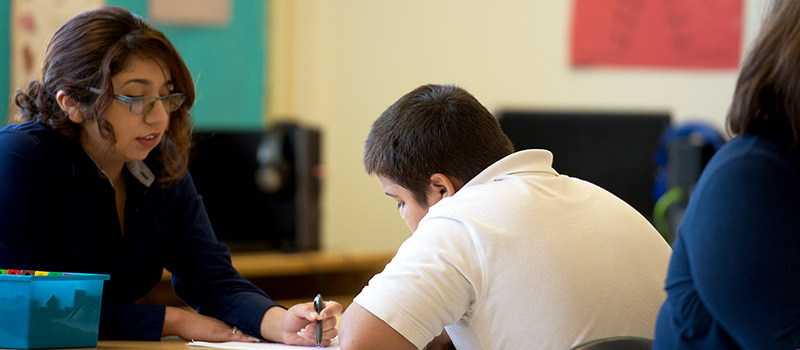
[190,122,322,252]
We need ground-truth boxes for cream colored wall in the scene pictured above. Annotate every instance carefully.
[267,0,768,253]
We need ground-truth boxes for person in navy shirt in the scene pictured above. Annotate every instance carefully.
[653,0,800,348]
[0,6,341,344]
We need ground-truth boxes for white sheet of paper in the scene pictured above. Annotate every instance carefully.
[187,340,339,350]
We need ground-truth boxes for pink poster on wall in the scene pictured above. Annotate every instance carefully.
[570,0,743,69]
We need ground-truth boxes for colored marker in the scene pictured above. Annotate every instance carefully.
[35,271,49,276]
[20,269,35,275]
[7,269,21,275]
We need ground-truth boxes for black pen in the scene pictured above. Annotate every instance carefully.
[314,294,323,347]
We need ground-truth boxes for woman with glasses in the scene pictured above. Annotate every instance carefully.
[0,6,340,345]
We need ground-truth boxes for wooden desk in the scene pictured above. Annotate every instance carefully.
[91,337,338,349]
[138,251,393,308]
[95,339,188,349]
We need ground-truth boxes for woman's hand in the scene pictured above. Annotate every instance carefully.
[163,306,260,342]
[260,300,343,345]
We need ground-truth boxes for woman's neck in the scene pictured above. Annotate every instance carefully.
[83,147,124,185]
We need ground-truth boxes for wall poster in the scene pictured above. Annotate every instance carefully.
[570,0,743,69]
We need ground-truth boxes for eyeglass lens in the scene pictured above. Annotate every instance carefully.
[131,94,185,115]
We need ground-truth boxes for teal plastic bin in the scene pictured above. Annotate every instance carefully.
[0,272,109,349]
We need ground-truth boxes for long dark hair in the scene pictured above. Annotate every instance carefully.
[728,0,800,148]
[13,6,195,182]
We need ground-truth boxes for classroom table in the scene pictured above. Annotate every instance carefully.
[21,251,383,350]
[140,250,393,308]
[95,339,188,349]
[73,338,339,349]
[53,338,188,350]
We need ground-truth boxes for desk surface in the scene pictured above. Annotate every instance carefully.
[34,252,383,350]
[90,338,335,349]
[142,250,393,308]
[160,250,394,280]
[95,339,188,349]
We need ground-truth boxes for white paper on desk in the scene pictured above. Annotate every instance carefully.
[187,340,339,350]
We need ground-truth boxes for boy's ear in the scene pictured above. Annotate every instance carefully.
[428,173,460,201]
[56,90,84,123]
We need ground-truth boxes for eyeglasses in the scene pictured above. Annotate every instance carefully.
[88,87,185,115]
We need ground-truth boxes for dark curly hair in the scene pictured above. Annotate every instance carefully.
[12,5,195,183]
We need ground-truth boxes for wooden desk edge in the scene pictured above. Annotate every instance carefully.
[160,251,394,280]
[96,338,187,350]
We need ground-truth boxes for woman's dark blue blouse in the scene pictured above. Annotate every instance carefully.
[0,121,281,340]
[653,127,800,349]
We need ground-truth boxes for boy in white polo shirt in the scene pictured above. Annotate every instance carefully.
[338,84,671,350]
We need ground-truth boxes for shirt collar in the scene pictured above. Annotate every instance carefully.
[126,161,156,187]
[463,149,559,189]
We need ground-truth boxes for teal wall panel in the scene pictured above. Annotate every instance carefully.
[1,2,10,122]
[110,0,267,131]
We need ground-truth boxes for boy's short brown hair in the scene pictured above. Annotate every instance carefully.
[364,84,514,205]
